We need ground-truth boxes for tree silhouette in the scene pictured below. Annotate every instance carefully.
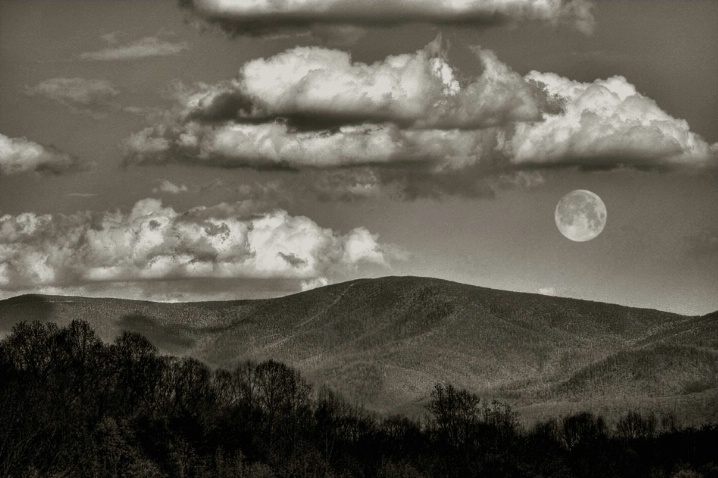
[1,320,716,478]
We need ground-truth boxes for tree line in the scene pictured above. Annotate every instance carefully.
[1,320,716,478]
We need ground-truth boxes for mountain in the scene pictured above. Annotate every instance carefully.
[1,276,716,424]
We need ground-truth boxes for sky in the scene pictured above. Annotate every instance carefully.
[0,0,716,315]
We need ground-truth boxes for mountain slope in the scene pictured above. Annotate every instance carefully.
[1,276,715,422]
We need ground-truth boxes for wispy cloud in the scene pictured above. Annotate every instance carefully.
[25,78,120,118]
[80,35,188,61]
[67,193,99,198]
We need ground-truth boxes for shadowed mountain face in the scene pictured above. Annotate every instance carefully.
[1,276,716,423]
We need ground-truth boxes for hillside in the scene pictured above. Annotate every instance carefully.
[1,276,716,423]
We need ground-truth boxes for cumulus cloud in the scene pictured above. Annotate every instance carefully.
[538,286,557,296]
[179,0,595,36]
[25,78,120,118]
[174,40,542,130]
[0,199,393,291]
[0,133,83,175]
[124,41,534,178]
[80,36,188,61]
[126,121,503,170]
[506,73,718,168]
[123,41,717,199]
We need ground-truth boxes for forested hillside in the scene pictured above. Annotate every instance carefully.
[1,277,716,423]
[1,320,717,478]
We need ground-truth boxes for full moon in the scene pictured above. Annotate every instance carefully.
[555,190,607,242]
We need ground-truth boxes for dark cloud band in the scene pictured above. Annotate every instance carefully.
[179,0,595,35]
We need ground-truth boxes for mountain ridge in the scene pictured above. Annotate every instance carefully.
[1,276,716,423]
[4,274,711,315]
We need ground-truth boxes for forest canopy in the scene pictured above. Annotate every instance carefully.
[1,320,716,478]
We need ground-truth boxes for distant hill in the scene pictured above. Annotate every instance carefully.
[1,276,716,424]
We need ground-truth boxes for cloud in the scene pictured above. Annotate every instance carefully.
[80,36,188,61]
[123,41,717,199]
[496,170,545,189]
[67,193,99,198]
[0,133,83,175]
[538,286,557,296]
[506,73,718,168]
[100,31,121,44]
[152,179,189,194]
[126,121,504,169]
[304,169,386,201]
[123,41,536,177]
[25,78,120,118]
[0,199,393,291]
[174,40,542,130]
[179,0,595,36]
[301,277,329,291]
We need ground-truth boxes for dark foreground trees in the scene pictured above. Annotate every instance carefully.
[1,320,716,478]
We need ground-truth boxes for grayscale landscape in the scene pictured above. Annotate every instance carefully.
[0,277,718,425]
[2,276,717,426]
[1,0,717,476]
